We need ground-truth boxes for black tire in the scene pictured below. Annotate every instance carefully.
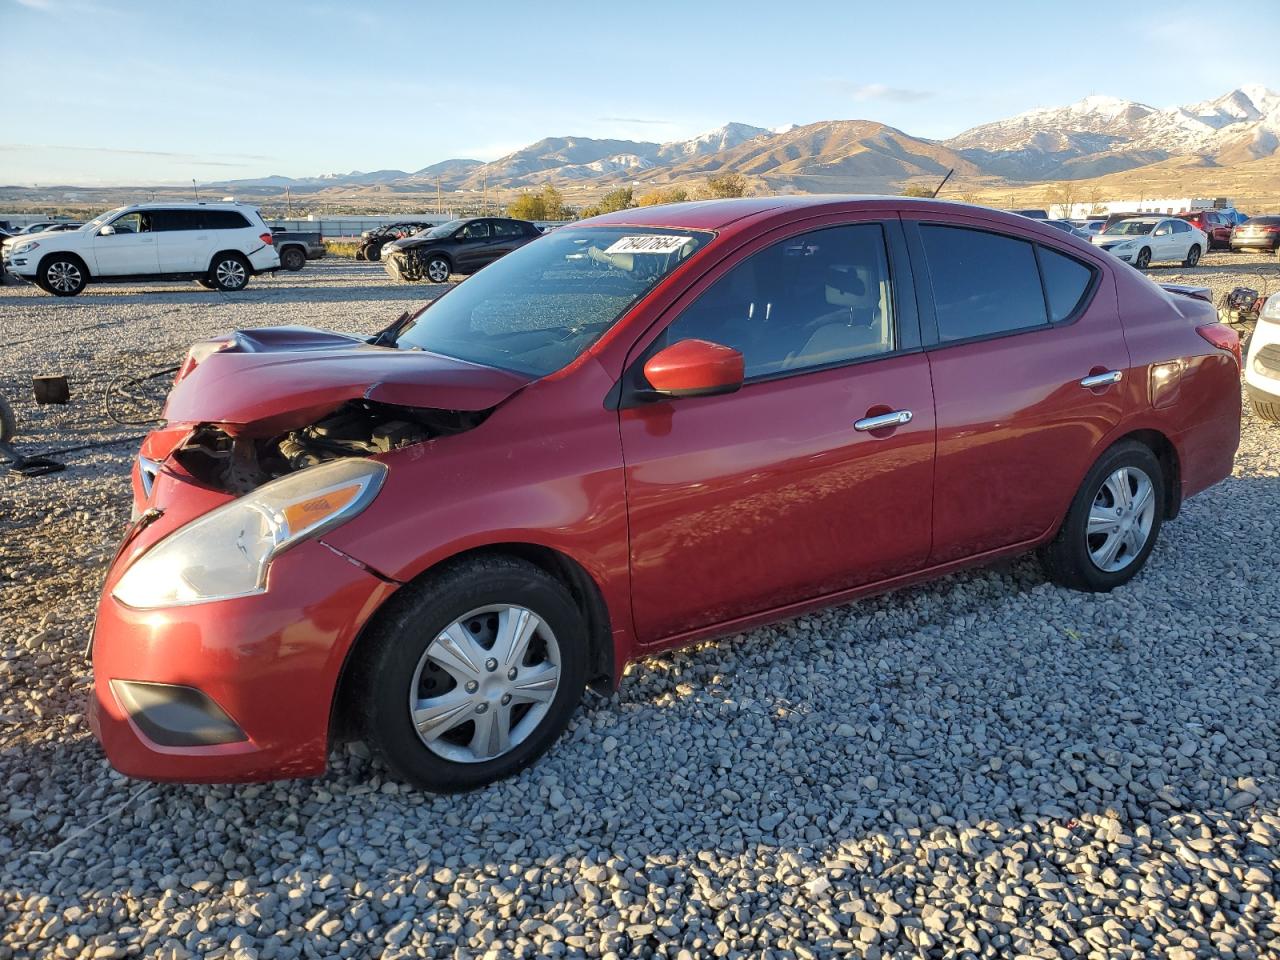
[1039,440,1165,593]
[1183,244,1201,267]
[0,394,15,443]
[366,243,384,263]
[1252,399,1280,423]
[1135,247,1152,270]
[355,556,588,792]
[209,253,251,291]
[425,255,451,283]
[280,246,306,271]
[38,254,87,296]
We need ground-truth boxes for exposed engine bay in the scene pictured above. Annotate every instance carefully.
[174,400,487,494]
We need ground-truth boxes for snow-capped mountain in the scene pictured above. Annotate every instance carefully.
[945,86,1280,178]
[656,123,774,161]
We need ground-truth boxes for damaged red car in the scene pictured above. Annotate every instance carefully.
[90,197,1241,791]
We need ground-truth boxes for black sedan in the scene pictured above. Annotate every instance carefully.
[384,217,541,283]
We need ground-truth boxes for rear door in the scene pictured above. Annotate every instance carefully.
[152,209,208,273]
[487,219,527,263]
[90,210,160,276]
[902,215,1129,565]
[620,217,936,644]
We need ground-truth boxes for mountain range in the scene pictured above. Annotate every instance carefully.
[201,85,1278,200]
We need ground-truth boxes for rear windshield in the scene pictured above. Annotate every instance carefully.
[394,226,712,376]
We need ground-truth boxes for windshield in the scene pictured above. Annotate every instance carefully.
[424,219,466,240]
[87,206,127,229]
[1107,220,1156,236]
[394,226,713,376]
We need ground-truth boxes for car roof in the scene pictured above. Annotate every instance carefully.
[579,195,1049,232]
[121,201,254,210]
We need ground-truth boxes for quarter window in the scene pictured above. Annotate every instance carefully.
[920,225,1047,341]
[664,223,896,379]
[204,210,250,230]
[1038,246,1094,322]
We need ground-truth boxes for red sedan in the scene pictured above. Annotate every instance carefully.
[90,197,1241,791]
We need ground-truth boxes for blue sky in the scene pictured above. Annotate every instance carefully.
[3,0,1278,185]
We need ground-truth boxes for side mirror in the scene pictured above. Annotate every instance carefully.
[98,225,116,236]
[642,339,744,399]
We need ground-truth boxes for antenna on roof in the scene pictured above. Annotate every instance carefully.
[932,169,954,198]
[192,179,200,201]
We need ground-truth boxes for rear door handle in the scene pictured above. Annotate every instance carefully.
[854,410,913,432]
[1080,371,1123,388]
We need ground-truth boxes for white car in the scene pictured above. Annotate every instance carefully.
[1090,216,1207,269]
[1071,220,1106,236]
[1245,293,1280,422]
[1,202,280,297]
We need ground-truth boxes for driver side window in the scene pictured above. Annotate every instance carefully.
[107,212,150,235]
[664,223,896,379]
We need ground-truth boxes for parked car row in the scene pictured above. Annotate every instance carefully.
[355,221,432,262]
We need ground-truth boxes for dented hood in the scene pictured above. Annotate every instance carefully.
[163,326,533,436]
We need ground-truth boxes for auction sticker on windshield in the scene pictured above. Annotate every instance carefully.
[604,235,693,255]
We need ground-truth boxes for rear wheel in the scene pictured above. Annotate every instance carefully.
[1183,244,1201,267]
[210,253,250,291]
[1135,247,1152,270]
[1039,440,1164,592]
[366,243,384,262]
[280,247,306,271]
[356,556,588,792]
[39,255,87,296]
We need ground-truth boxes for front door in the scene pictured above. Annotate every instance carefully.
[620,220,936,644]
[90,210,159,276]
[903,215,1130,565]
[452,220,492,272]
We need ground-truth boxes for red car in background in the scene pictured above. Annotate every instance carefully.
[1177,209,1233,250]
[90,197,1242,791]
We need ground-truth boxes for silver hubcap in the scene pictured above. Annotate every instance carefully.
[1087,466,1155,572]
[427,260,450,282]
[215,259,246,288]
[409,604,561,764]
[47,261,81,292]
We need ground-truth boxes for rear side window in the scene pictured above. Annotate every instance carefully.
[920,225,1047,341]
[152,210,203,232]
[204,210,250,230]
[492,220,525,238]
[1038,246,1094,322]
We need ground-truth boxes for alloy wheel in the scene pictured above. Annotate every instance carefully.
[215,259,247,289]
[427,258,450,283]
[47,261,82,293]
[1086,466,1156,572]
[408,604,561,764]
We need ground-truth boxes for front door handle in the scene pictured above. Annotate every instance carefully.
[854,410,913,432]
[1080,370,1123,388]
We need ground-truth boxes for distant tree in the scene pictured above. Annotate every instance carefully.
[637,186,689,207]
[507,191,545,220]
[1049,182,1076,218]
[900,184,934,198]
[704,173,749,198]
[538,184,567,221]
[580,186,634,218]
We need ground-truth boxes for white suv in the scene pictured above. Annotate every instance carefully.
[1245,293,1280,422]
[1,202,280,297]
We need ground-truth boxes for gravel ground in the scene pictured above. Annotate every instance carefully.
[2,254,1279,960]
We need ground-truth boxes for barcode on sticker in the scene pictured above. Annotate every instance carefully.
[604,235,691,255]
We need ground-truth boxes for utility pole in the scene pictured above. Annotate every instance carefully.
[436,177,441,214]
[285,186,292,219]
[483,171,487,215]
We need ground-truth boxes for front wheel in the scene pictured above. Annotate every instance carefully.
[39,255,87,296]
[210,254,250,291]
[356,556,587,792]
[426,256,451,283]
[1039,441,1164,592]
[280,247,306,271]
[1183,244,1201,267]
[1135,247,1152,270]
[365,243,384,263]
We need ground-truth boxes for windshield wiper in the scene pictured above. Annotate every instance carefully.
[368,310,413,347]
